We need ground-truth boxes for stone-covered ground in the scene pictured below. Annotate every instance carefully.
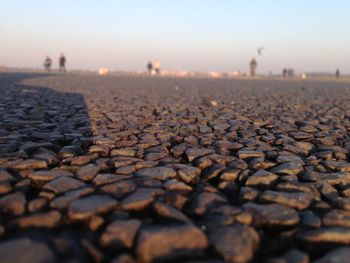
[1,72,350,263]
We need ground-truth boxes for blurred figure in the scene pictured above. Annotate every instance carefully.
[336,69,340,79]
[59,53,66,72]
[153,60,161,75]
[283,68,287,79]
[43,56,52,71]
[147,61,153,75]
[250,58,257,77]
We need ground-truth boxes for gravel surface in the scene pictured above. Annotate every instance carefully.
[1,72,350,262]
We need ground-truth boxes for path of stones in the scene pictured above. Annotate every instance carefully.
[1,73,350,263]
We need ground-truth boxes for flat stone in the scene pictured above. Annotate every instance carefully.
[246,169,279,188]
[209,225,260,263]
[268,249,309,263]
[100,219,142,249]
[121,188,161,212]
[244,202,299,227]
[136,225,208,262]
[322,210,350,227]
[13,159,47,170]
[297,227,350,244]
[29,169,73,182]
[185,147,214,162]
[76,163,99,181]
[163,179,192,192]
[168,163,201,183]
[153,201,191,223]
[238,150,264,159]
[16,210,61,228]
[0,169,14,183]
[50,187,94,209]
[271,162,303,176]
[43,177,85,194]
[0,238,55,263]
[315,247,350,263]
[69,195,118,220]
[188,192,227,216]
[0,192,26,216]
[93,173,129,186]
[101,180,137,198]
[135,166,176,181]
[259,190,315,210]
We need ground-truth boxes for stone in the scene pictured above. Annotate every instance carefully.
[76,163,99,181]
[188,192,227,216]
[0,238,55,263]
[69,195,118,220]
[135,166,176,181]
[0,192,26,216]
[50,187,94,209]
[238,150,264,159]
[93,173,129,186]
[271,162,303,176]
[13,159,47,170]
[185,147,214,162]
[244,203,300,227]
[43,176,85,194]
[246,169,279,188]
[100,219,142,249]
[121,188,161,212]
[259,190,315,210]
[29,169,73,182]
[16,210,61,228]
[153,201,191,223]
[101,180,137,198]
[297,227,350,244]
[136,225,208,262]
[209,225,260,263]
[322,210,350,228]
[315,247,350,263]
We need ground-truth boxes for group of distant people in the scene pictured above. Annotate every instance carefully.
[147,60,161,75]
[44,53,66,72]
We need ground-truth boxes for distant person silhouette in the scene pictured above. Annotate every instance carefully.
[59,53,66,72]
[250,58,257,77]
[44,56,52,71]
[153,60,161,75]
[336,69,340,79]
[147,61,153,75]
[283,68,287,79]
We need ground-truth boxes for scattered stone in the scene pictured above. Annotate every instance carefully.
[136,225,208,262]
[69,195,118,220]
[209,225,260,263]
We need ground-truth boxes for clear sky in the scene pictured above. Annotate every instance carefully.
[1,0,349,73]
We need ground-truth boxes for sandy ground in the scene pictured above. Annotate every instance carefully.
[1,72,350,262]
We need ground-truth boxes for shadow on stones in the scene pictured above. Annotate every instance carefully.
[0,72,92,158]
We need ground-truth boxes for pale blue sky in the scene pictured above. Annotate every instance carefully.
[0,0,349,73]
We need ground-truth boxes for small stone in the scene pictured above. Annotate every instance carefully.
[188,192,227,216]
[267,249,309,263]
[244,202,300,227]
[246,169,279,188]
[271,162,303,176]
[136,225,208,263]
[13,159,47,170]
[69,195,118,220]
[43,177,85,194]
[259,190,315,210]
[163,179,192,192]
[29,169,73,182]
[28,198,47,212]
[101,180,137,198]
[0,192,26,216]
[153,201,191,223]
[76,163,99,181]
[50,187,94,209]
[93,173,129,186]
[16,210,61,228]
[186,148,214,162]
[135,166,176,181]
[322,210,350,228]
[121,188,161,212]
[209,225,260,263]
[315,247,350,263]
[238,150,264,159]
[297,227,350,244]
[100,219,142,249]
[0,238,55,263]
